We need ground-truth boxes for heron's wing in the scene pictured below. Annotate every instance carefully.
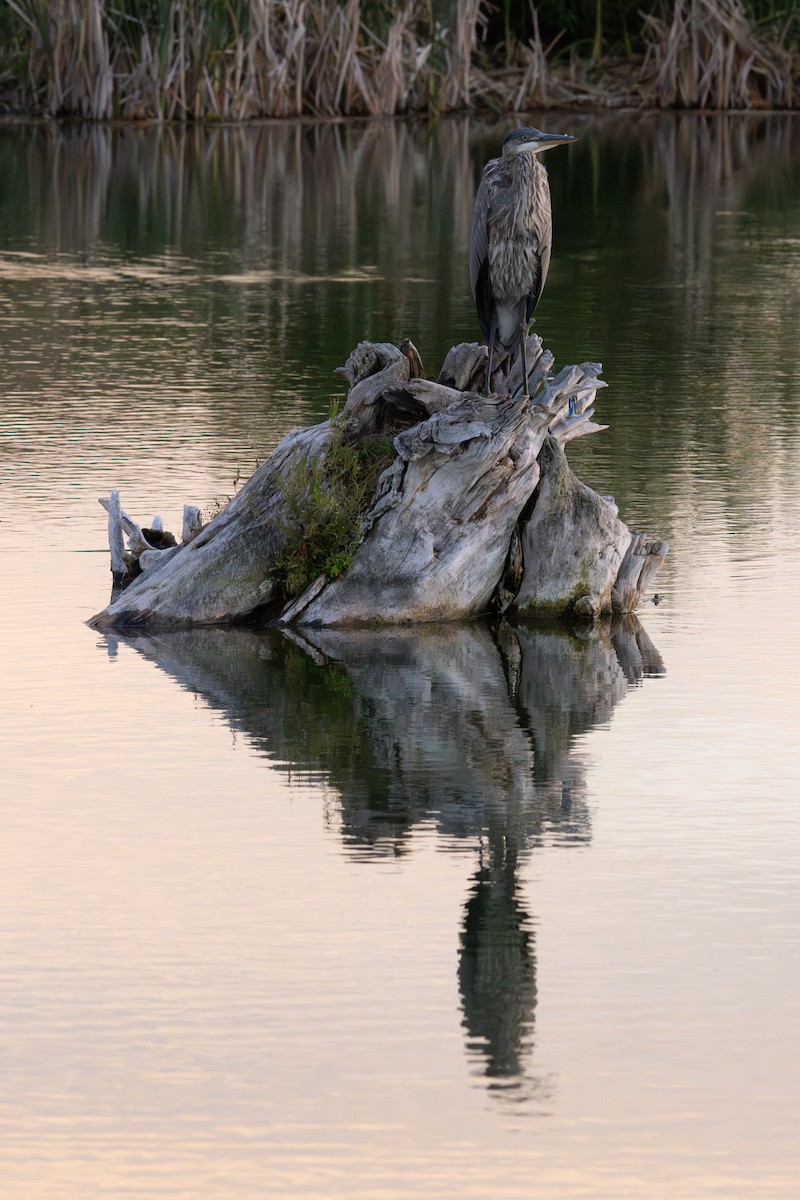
[469,172,494,342]
[469,173,490,293]
[526,224,552,322]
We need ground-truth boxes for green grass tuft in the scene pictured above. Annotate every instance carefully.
[274,427,395,601]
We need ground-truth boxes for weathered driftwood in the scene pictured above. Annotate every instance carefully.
[181,504,204,544]
[612,533,669,613]
[93,421,332,627]
[106,489,126,580]
[515,436,631,618]
[90,336,667,631]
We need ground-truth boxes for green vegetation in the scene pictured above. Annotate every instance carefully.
[1,0,798,118]
[274,426,395,600]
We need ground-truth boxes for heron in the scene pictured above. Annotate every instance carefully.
[469,126,576,398]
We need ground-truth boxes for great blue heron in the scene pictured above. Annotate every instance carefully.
[470,127,576,397]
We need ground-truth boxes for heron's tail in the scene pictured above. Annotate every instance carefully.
[494,302,527,353]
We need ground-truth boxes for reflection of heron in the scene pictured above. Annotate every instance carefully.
[470,127,576,398]
[458,834,535,1085]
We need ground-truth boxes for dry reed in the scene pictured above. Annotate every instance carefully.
[4,0,486,119]
[3,0,799,119]
[642,0,795,109]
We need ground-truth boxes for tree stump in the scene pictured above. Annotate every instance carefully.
[89,335,667,631]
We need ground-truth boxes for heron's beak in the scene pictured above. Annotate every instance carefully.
[528,133,577,153]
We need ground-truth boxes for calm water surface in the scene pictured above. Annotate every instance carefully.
[1,113,800,1198]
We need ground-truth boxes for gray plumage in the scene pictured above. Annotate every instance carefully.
[470,126,576,396]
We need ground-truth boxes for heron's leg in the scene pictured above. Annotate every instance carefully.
[520,321,529,398]
[484,312,497,397]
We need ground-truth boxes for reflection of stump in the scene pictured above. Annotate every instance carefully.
[110,619,659,854]
[105,619,666,1093]
[90,337,667,631]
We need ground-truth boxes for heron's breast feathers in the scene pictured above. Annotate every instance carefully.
[485,158,551,305]
[488,236,542,304]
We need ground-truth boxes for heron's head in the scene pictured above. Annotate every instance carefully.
[501,127,577,156]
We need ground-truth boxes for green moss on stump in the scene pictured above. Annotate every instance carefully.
[274,427,395,600]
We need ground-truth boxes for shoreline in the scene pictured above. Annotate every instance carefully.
[2,101,798,128]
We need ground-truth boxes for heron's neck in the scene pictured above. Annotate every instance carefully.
[502,150,549,233]
[507,149,546,186]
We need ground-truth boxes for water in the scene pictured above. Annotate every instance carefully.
[1,113,800,1198]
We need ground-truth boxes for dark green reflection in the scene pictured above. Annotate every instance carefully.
[2,111,799,561]
[103,617,664,1095]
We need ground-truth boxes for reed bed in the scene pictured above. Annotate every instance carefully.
[4,0,483,119]
[641,0,795,109]
[2,0,799,118]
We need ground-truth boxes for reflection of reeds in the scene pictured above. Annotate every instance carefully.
[14,111,796,352]
[5,113,799,560]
